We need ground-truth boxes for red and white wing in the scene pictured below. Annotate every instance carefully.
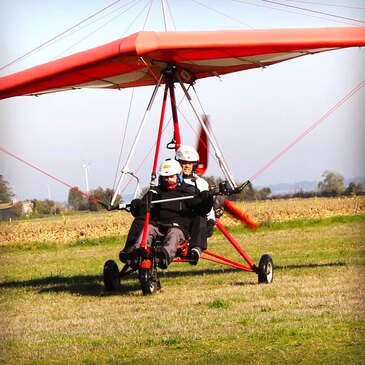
[0,27,364,99]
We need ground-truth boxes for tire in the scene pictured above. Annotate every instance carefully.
[139,267,160,295]
[103,260,120,290]
[258,254,274,284]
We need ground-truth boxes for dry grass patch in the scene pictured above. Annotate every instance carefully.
[223,196,365,226]
[0,211,132,245]
[1,196,364,245]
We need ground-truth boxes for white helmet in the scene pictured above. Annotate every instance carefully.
[158,158,182,176]
[176,145,199,162]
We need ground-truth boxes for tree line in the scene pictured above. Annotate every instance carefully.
[0,171,364,216]
[206,170,364,201]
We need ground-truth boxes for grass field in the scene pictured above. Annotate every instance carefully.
[0,198,364,364]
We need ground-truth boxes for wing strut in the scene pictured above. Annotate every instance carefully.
[176,74,238,190]
[110,74,163,205]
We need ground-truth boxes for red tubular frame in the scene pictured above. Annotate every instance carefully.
[172,219,257,272]
[214,219,257,270]
[122,68,258,276]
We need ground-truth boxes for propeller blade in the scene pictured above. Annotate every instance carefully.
[196,114,209,176]
[223,200,259,231]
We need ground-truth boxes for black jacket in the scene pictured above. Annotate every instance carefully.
[131,182,212,238]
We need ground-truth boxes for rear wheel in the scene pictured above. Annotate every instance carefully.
[258,254,274,284]
[103,260,120,290]
[139,267,160,295]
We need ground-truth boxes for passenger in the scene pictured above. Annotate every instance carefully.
[119,158,212,269]
[175,145,216,264]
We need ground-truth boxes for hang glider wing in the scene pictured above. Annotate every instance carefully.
[1,27,364,99]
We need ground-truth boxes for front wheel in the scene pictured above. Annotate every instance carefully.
[139,267,161,295]
[103,260,120,290]
[258,254,274,284]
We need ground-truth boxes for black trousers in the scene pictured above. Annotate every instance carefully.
[123,217,144,250]
[123,215,208,251]
[189,215,208,250]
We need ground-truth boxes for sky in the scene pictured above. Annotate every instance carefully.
[0,0,364,202]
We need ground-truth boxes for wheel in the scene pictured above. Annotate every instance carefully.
[258,254,274,284]
[139,267,160,295]
[103,260,120,290]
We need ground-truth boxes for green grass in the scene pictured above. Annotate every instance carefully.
[0,216,364,364]
[227,213,365,233]
[1,235,122,253]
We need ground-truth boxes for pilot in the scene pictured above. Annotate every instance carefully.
[119,158,212,269]
[175,145,216,264]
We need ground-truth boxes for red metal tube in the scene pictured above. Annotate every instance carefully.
[152,84,168,175]
[202,250,254,271]
[140,212,151,250]
[168,82,181,149]
[215,219,256,269]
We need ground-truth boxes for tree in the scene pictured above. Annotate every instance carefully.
[255,187,272,200]
[0,175,14,203]
[88,187,115,211]
[232,181,255,201]
[317,170,345,197]
[68,187,88,211]
[204,175,225,188]
[31,199,55,215]
[345,181,364,196]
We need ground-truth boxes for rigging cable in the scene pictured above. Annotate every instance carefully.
[112,87,136,193]
[118,0,153,38]
[191,84,225,167]
[192,0,255,29]
[142,0,154,30]
[233,0,363,26]
[161,0,169,31]
[261,0,365,24]
[52,0,147,60]
[249,78,365,182]
[0,146,100,204]
[41,0,144,62]
[0,0,122,72]
[283,0,365,10]
[165,0,177,31]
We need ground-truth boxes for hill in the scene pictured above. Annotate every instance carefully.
[257,176,364,195]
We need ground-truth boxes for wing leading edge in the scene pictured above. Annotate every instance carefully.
[1,27,364,99]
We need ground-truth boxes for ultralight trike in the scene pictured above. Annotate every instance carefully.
[103,185,274,296]
[101,65,274,295]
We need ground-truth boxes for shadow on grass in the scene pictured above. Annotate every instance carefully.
[0,266,244,296]
[275,261,346,270]
[0,261,347,296]
[0,274,142,296]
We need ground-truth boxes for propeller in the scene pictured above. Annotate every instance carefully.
[223,200,259,231]
[195,115,258,230]
[195,114,209,176]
